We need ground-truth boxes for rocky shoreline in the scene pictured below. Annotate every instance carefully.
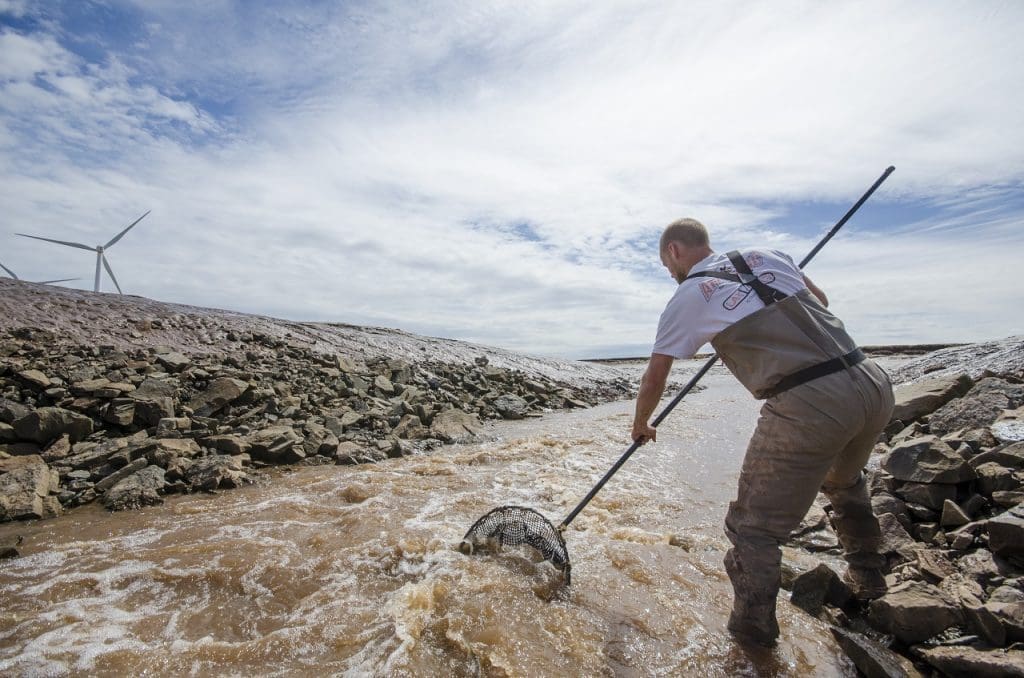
[0,325,631,522]
[780,339,1024,677]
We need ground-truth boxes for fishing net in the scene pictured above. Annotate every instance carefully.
[459,505,571,585]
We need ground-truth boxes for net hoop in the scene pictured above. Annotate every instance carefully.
[459,505,571,585]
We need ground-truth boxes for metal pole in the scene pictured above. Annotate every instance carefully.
[558,165,895,530]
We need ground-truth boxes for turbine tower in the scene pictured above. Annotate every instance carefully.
[17,211,150,294]
[0,260,78,285]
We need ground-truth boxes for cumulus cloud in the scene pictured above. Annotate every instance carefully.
[1,1,1022,357]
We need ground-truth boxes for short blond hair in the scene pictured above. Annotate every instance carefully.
[660,218,709,252]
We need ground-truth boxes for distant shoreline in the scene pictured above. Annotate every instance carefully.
[583,343,967,363]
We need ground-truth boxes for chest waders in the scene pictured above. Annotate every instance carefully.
[459,166,895,587]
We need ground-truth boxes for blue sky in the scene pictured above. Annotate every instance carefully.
[1,1,1022,358]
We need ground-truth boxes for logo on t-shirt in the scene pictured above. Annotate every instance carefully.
[723,272,776,310]
[699,279,723,301]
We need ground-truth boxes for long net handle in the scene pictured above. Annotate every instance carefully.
[558,165,895,531]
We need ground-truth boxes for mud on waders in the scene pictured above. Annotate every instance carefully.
[459,166,896,586]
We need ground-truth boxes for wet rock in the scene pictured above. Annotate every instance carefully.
[184,455,251,491]
[187,377,250,417]
[868,580,962,644]
[918,645,1024,677]
[102,465,165,510]
[789,563,851,614]
[0,455,60,521]
[891,374,972,425]
[829,627,924,678]
[429,408,483,443]
[882,435,977,484]
[493,394,529,420]
[0,534,22,559]
[12,407,94,445]
[988,505,1024,559]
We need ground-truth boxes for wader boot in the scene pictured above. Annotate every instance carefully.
[824,473,888,601]
[724,543,781,647]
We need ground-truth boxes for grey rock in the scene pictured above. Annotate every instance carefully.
[101,465,165,510]
[132,397,175,427]
[429,408,483,443]
[188,377,250,417]
[40,434,72,462]
[993,490,1024,508]
[878,512,916,557]
[918,646,1024,677]
[246,426,305,464]
[975,461,1022,496]
[989,505,1024,559]
[132,438,201,467]
[129,377,177,401]
[12,407,94,445]
[872,493,913,530]
[493,394,529,420]
[940,499,971,528]
[94,458,148,493]
[0,422,15,442]
[18,369,51,389]
[916,548,957,583]
[199,435,250,456]
[895,481,956,511]
[992,406,1024,443]
[0,455,59,521]
[0,398,31,425]
[891,374,972,425]
[829,626,924,678]
[184,455,251,491]
[971,441,1024,470]
[964,602,1008,647]
[930,384,1014,436]
[0,534,23,559]
[789,563,851,614]
[868,580,963,644]
[987,601,1024,643]
[155,352,190,372]
[101,398,135,426]
[882,435,977,484]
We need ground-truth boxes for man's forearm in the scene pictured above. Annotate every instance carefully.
[634,368,668,426]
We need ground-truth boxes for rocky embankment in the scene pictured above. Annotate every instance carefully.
[782,337,1024,677]
[0,280,631,529]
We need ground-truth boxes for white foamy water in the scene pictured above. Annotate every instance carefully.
[1,360,860,677]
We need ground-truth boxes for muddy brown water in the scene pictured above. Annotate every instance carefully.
[1,361,866,676]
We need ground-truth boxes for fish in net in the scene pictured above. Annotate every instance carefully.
[459,505,571,585]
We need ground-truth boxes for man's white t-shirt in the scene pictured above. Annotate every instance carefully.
[652,249,809,359]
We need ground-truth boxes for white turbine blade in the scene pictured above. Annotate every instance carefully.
[94,253,102,292]
[101,254,123,294]
[0,260,18,279]
[38,278,80,285]
[105,210,150,249]
[17,233,96,251]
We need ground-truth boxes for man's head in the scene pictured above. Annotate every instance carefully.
[660,218,712,283]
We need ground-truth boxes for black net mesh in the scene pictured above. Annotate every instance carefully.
[460,506,571,585]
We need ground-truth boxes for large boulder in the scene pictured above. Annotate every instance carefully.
[429,408,483,442]
[12,407,93,445]
[868,580,962,644]
[0,455,60,521]
[929,378,1024,436]
[493,394,529,420]
[187,377,250,417]
[184,455,252,491]
[102,465,165,510]
[881,436,976,484]
[246,426,305,464]
[890,374,972,425]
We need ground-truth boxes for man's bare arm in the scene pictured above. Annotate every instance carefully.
[632,353,674,444]
[803,274,828,307]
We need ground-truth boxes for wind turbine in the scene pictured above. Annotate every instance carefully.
[17,211,150,294]
[0,259,78,285]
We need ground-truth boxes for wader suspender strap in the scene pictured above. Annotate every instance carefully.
[683,250,866,399]
[682,250,789,307]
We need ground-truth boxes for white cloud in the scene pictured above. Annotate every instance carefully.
[1,1,1023,357]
